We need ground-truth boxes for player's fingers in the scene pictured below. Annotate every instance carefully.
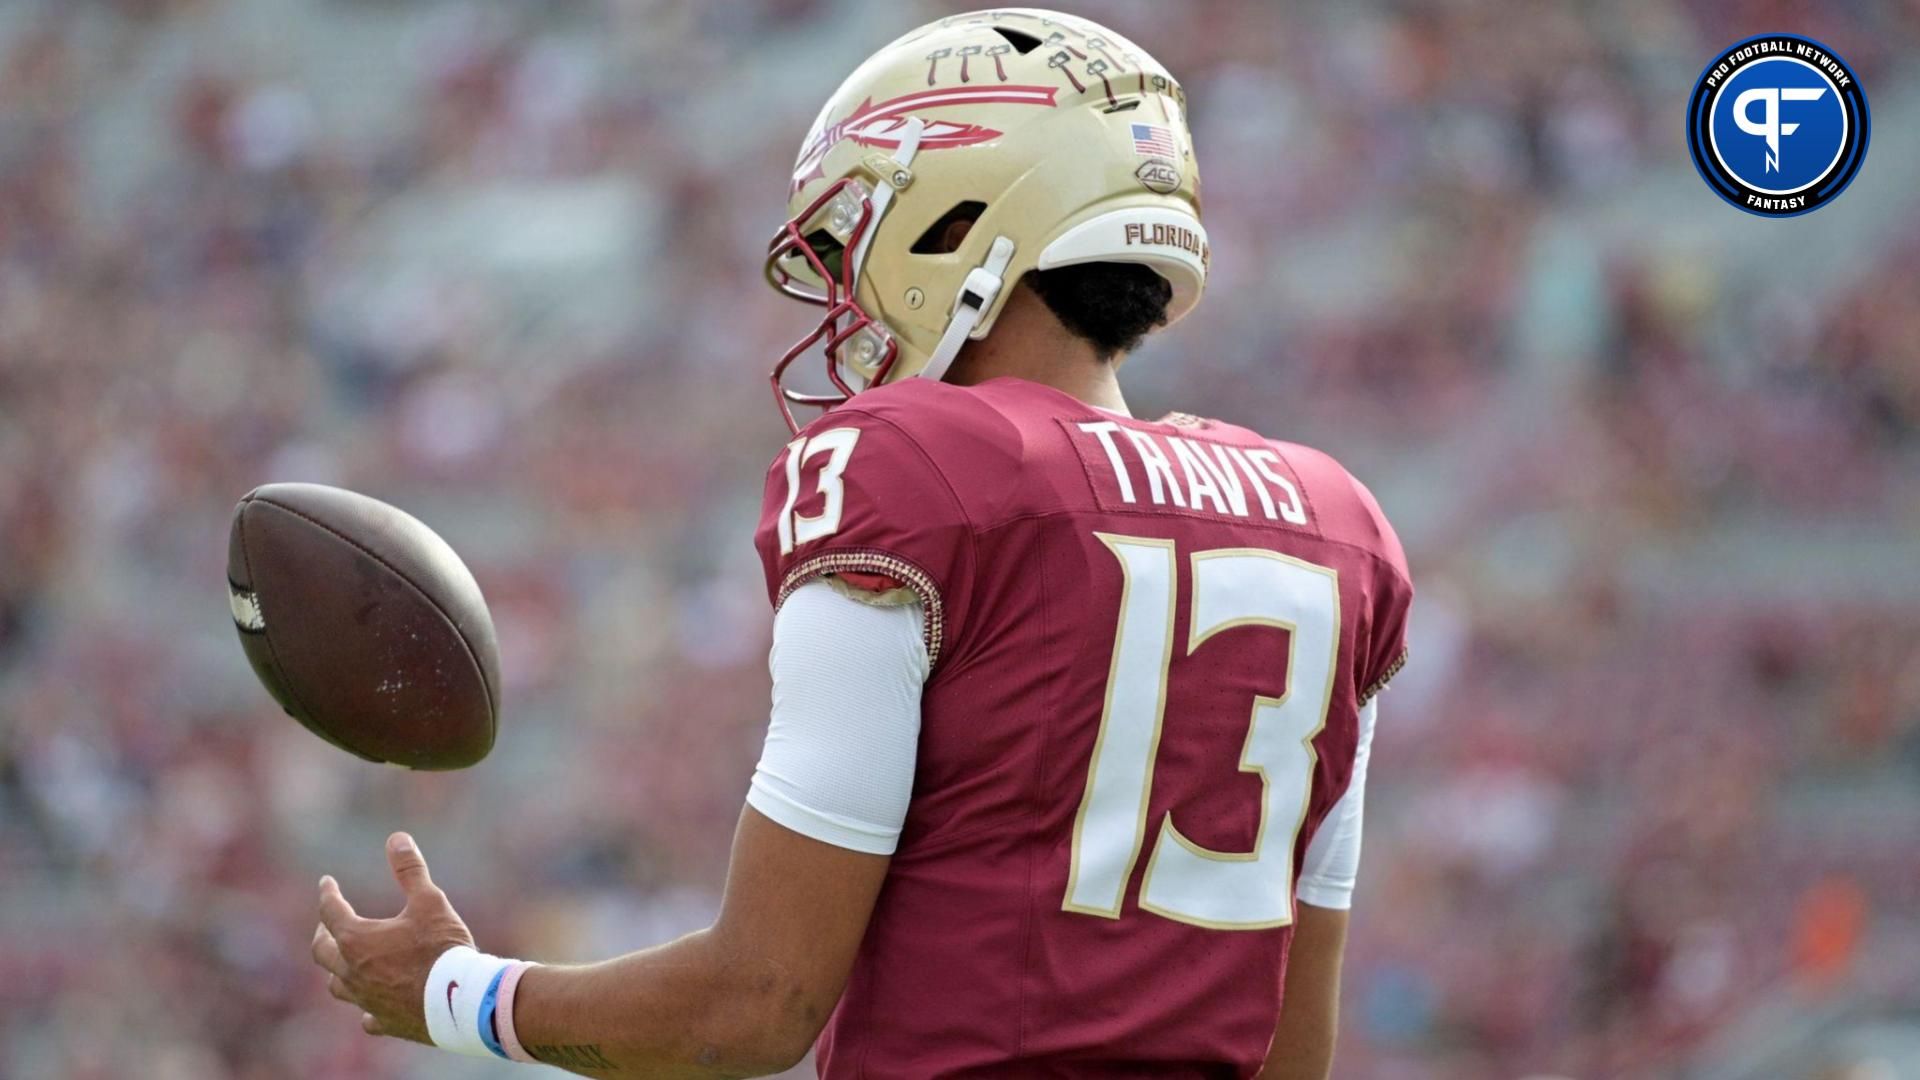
[310,922,348,978]
[385,832,436,898]
[327,974,356,1004]
[317,875,365,935]
[362,1012,384,1037]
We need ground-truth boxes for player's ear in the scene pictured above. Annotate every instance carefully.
[940,217,974,254]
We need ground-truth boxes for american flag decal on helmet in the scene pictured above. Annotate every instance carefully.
[1131,123,1176,158]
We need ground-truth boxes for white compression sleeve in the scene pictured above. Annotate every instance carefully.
[746,579,929,855]
[1295,697,1379,910]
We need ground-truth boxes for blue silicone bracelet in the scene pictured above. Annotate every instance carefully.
[477,965,510,1060]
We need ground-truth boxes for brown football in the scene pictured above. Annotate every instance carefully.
[226,483,500,769]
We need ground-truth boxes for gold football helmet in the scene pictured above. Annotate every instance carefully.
[765,8,1208,430]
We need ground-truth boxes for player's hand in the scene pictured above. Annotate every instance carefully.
[311,832,475,1044]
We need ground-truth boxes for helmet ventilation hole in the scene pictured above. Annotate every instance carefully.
[911,201,989,255]
[993,27,1043,54]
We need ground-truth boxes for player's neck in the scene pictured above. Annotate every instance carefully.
[943,285,1130,415]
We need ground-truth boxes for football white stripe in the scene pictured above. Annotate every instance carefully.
[229,584,265,632]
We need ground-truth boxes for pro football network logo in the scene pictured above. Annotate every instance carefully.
[1686,34,1869,217]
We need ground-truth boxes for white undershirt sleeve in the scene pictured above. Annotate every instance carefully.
[1295,697,1379,910]
[746,579,929,855]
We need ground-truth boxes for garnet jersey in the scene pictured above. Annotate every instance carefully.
[753,376,1412,1078]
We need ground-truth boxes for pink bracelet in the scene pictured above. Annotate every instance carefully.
[493,961,538,1063]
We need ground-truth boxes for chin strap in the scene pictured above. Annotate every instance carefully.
[847,118,923,288]
[921,234,1016,384]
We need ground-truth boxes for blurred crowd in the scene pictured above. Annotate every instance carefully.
[2,1,1918,1077]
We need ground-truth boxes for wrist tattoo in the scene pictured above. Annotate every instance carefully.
[527,1043,618,1070]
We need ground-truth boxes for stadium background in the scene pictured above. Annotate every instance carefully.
[2,0,1918,1077]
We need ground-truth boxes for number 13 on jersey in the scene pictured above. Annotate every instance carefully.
[776,428,861,555]
[1066,534,1340,930]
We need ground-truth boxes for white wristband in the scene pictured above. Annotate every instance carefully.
[424,945,515,1059]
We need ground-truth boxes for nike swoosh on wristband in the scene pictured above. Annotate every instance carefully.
[447,981,460,1028]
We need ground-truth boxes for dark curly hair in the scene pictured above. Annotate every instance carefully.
[1024,262,1174,358]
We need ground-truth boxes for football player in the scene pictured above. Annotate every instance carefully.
[311,9,1411,1078]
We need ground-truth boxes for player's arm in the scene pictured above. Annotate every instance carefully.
[504,807,887,1076]
[311,814,878,1078]
[312,581,927,1077]
[1259,696,1379,1079]
[1259,902,1349,1080]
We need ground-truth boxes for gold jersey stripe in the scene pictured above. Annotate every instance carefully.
[1360,648,1408,705]
[778,552,945,668]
